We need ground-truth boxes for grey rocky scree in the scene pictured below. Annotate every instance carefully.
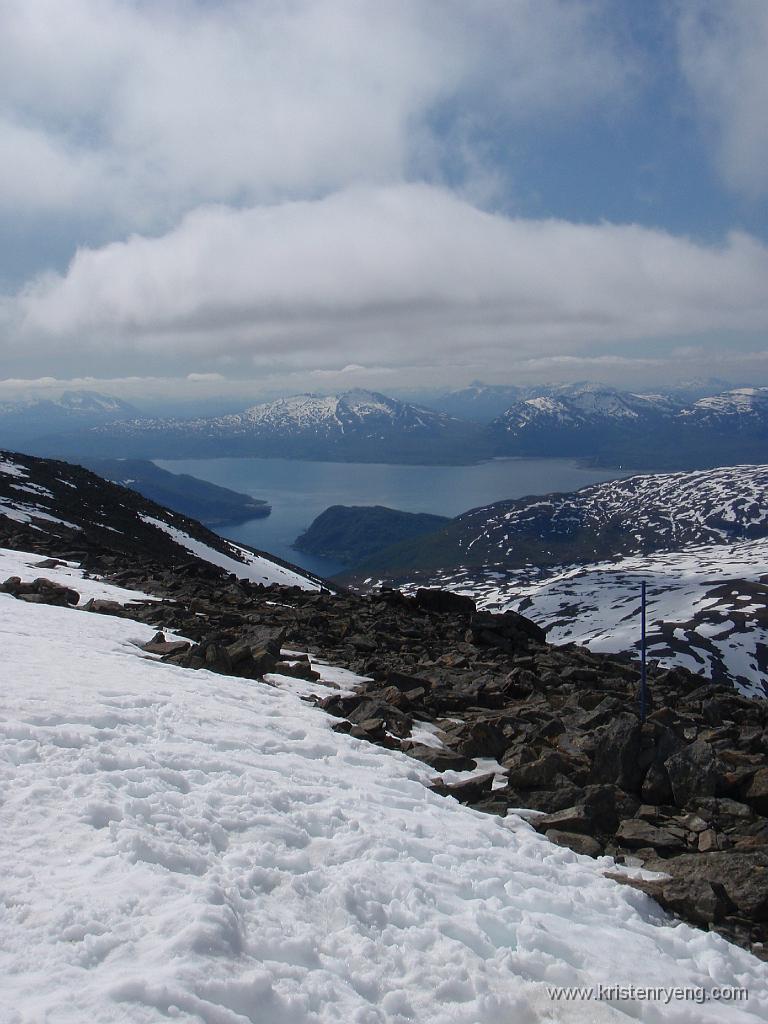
[4,553,768,959]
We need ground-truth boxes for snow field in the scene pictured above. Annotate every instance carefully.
[1,594,767,1022]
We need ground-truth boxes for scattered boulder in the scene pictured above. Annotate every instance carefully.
[591,714,644,792]
[545,830,602,858]
[664,739,722,808]
[429,772,495,804]
[745,768,768,815]
[401,744,477,772]
[615,819,686,852]
[414,588,476,616]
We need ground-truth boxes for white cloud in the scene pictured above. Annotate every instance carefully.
[0,0,634,230]
[11,184,768,372]
[677,0,768,196]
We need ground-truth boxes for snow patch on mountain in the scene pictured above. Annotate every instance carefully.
[0,456,30,479]
[139,514,321,590]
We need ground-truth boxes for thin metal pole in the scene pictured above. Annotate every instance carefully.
[639,580,648,721]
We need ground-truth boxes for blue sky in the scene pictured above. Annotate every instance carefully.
[1,0,767,403]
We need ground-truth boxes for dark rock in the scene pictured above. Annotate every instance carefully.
[534,805,591,835]
[414,588,476,616]
[615,819,686,852]
[274,661,321,681]
[142,633,191,656]
[745,768,768,815]
[664,739,721,808]
[402,744,477,772]
[507,751,585,789]
[82,598,128,616]
[544,830,602,857]
[429,772,495,804]
[592,714,644,792]
[440,718,509,759]
[347,700,412,738]
[385,670,433,692]
[644,850,768,922]
[641,762,674,804]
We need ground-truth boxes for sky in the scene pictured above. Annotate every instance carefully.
[1,0,768,406]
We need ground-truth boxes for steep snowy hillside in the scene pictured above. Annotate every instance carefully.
[0,450,322,590]
[2,566,766,1021]
[44,389,482,462]
[349,464,768,577]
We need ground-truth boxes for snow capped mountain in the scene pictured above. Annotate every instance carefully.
[227,388,459,438]
[0,450,323,590]
[488,384,672,444]
[685,388,768,426]
[486,384,768,466]
[0,389,141,452]
[457,463,768,557]
[0,388,139,420]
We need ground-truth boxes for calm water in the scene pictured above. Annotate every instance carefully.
[156,457,630,577]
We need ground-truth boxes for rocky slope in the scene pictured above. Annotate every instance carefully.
[384,538,768,699]
[344,465,768,694]
[3,544,767,958]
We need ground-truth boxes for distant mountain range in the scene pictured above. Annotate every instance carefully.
[0,390,140,445]
[7,381,768,471]
[35,389,485,463]
[487,384,768,467]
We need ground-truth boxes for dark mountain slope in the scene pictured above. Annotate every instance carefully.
[294,505,450,565]
[75,458,270,526]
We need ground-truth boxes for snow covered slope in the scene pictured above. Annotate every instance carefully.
[2,588,766,1022]
[0,451,323,590]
